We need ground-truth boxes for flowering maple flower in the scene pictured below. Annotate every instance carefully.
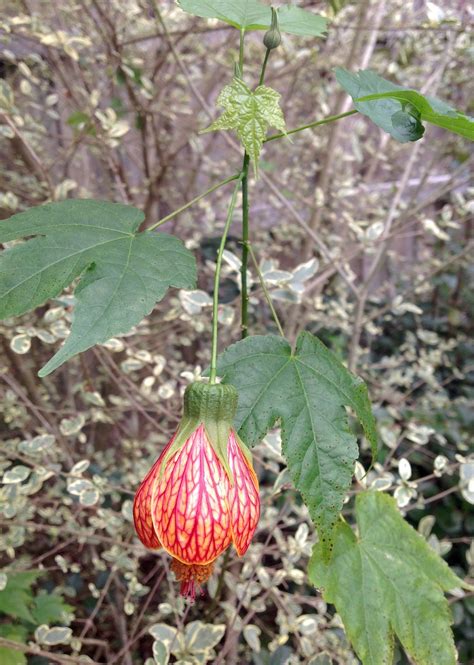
[133,382,260,601]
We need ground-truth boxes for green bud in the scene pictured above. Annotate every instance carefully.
[263,7,281,50]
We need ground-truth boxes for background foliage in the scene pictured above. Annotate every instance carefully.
[0,0,472,663]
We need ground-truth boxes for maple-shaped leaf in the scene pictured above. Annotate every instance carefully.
[31,591,73,625]
[336,68,474,142]
[0,200,196,376]
[309,491,467,665]
[202,78,286,175]
[0,624,28,665]
[215,332,377,558]
[177,0,327,37]
[0,571,40,623]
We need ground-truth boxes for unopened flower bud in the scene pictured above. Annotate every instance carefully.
[263,7,281,50]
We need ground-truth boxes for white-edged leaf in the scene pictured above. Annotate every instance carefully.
[35,625,72,646]
[2,466,31,484]
[148,623,178,646]
[152,640,169,665]
[10,334,31,354]
[243,625,261,652]
[184,621,226,651]
[18,435,55,455]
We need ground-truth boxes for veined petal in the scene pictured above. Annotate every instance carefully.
[227,431,260,556]
[133,438,174,549]
[151,424,232,565]
[133,457,161,549]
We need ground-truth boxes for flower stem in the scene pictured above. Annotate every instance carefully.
[264,109,358,143]
[258,48,271,86]
[146,173,240,232]
[247,242,285,337]
[209,176,243,384]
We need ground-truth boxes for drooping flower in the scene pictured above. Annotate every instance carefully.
[133,382,260,600]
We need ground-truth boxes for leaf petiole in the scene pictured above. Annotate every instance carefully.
[264,109,358,143]
[146,173,241,232]
[246,242,284,337]
[239,29,245,74]
[258,48,271,86]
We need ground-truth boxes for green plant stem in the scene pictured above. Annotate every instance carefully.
[247,242,284,337]
[240,153,250,338]
[259,48,271,86]
[239,29,245,73]
[239,45,273,339]
[146,174,240,232]
[209,176,243,384]
[264,109,358,143]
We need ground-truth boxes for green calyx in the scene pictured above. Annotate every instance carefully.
[263,7,281,50]
[159,382,240,481]
[183,381,238,422]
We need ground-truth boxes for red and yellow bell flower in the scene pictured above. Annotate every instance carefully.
[133,382,260,600]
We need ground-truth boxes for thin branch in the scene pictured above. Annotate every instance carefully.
[348,142,422,371]
[367,241,474,324]
[80,568,116,639]
[0,637,100,665]
[1,112,55,198]
[117,23,469,47]
[260,172,359,296]
[148,0,214,119]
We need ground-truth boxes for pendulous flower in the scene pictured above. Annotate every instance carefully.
[133,381,260,600]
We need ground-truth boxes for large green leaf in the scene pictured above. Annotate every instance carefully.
[0,625,27,665]
[275,6,327,37]
[336,68,474,142]
[177,0,327,36]
[0,571,40,623]
[216,332,377,557]
[31,591,73,625]
[177,0,269,30]
[356,89,474,141]
[202,78,286,175]
[335,68,424,142]
[0,200,196,376]
[309,491,464,665]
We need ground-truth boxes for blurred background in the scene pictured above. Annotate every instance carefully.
[0,1,473,663]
